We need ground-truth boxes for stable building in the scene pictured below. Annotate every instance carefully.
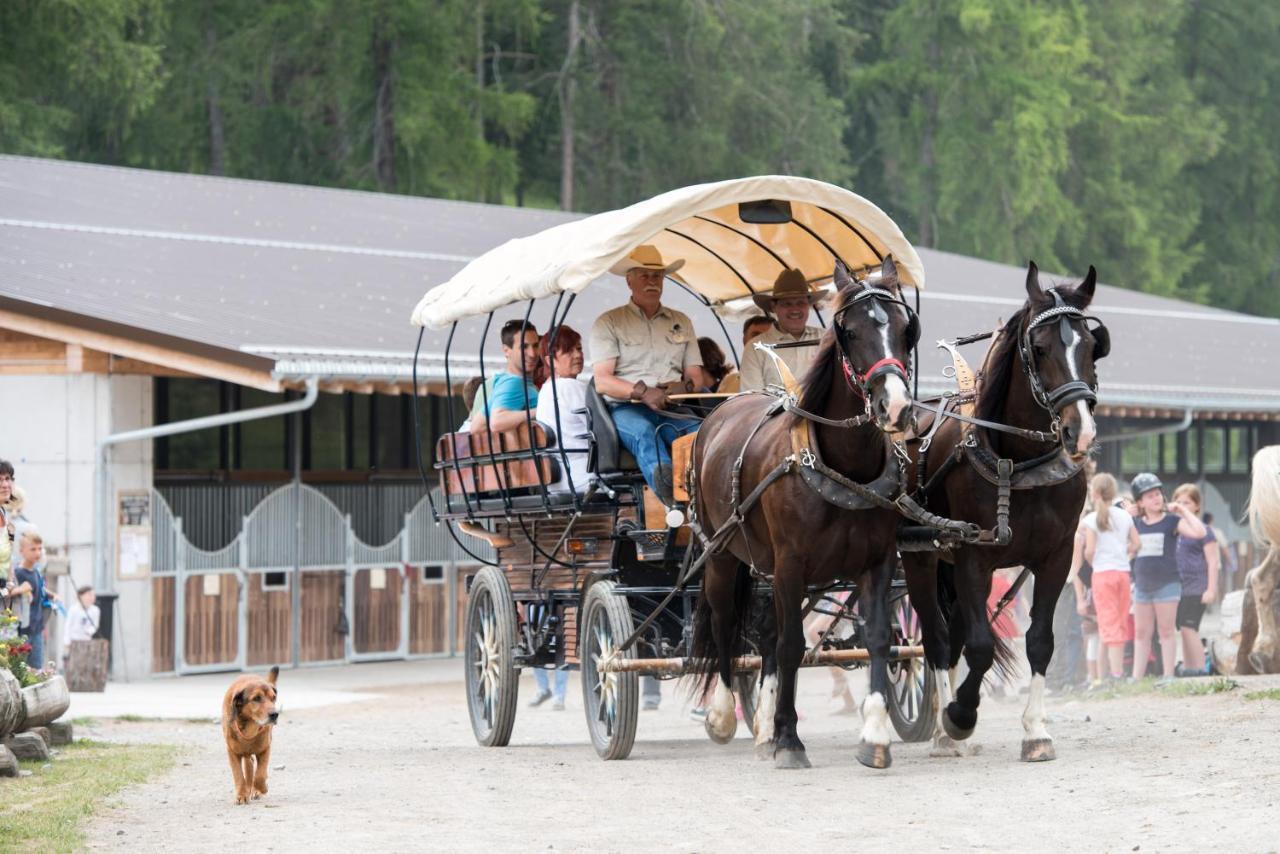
[2,155,1277,679]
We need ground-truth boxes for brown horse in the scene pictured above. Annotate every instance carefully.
[690,257,917,770]
[903,262,1107,761]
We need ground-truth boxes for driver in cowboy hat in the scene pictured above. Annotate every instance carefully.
[738,268,827,391]
[590,244,710,504]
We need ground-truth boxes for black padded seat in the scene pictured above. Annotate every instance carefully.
[584,379,639,474]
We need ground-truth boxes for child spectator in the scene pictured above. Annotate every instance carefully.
[1171,484,1218,676]
[1130,473,1207,680]
[11,528,59,669]
[1080,473,1139,681]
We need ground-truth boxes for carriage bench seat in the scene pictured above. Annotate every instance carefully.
[436,422,571,511]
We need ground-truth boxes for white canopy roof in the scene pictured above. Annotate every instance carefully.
[411,175,924,328]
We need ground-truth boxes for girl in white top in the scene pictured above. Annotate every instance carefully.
[535,326,592,494]
[1078,473,1140,679]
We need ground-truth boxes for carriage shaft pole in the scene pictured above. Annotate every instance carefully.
[599,645,924,676]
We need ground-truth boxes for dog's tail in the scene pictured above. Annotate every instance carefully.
[268,665,279,685]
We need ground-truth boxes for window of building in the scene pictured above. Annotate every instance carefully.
[376,394,406,470]
[1186,424,1199,473]
[262,571,288,590]
[1161,433,1179,473]
[421,565,444,584]
[351,395,371,470]
[1228,426,1250,473]
[308,393,347,470]
[1120,435,1156,473]
[164,379,222,469]
[237,389,287,470]
[1201,426,1226,473]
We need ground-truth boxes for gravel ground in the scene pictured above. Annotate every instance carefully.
[80,665,1280,853]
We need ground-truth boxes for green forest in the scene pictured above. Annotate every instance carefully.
[3,0,1277,316]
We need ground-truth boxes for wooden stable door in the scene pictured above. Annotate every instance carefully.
[353,567,402,654]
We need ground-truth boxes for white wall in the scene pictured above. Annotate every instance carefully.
[0,373,154,680]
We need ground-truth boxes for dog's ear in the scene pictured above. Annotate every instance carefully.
[267,665,279,686]
[234,689,247,710]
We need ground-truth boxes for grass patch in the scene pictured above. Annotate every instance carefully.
[0,739,177,851]
[1081,676,1239,700]
[113,714,157,723]
[1244,688,1280,701]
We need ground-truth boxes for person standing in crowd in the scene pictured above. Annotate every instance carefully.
[716,316,772,394]
[1171,484,1219,676]
[0,460,14,577]
[11,528,58,669]
[738,269,825,391]
[1079,473,1139,681]
[1130,473,1206,680]
[534,325,591,494]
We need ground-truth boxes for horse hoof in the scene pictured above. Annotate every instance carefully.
[855,740,892,770]
[942,703,976,741]
[754,740,775,761]
[1021,738,1056,762]
[704,716,736,745]
[774,748,811,770]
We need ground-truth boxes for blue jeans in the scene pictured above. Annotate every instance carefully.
[23,628,45,671]
[534,667,568,701]
[609,403,700,495]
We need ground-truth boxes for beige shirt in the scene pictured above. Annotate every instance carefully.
[739,323,823,391]
[590,301,701,400]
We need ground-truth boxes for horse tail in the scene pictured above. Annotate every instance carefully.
[1248,446,1280,548]
[937,559,1020,681]
[688,558,754,700]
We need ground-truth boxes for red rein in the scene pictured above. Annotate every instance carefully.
[843,357,909,397]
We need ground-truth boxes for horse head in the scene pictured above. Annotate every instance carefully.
[1019,262,1108,459]
[830,256,918,433]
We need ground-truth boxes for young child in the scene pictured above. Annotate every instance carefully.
[11,528,59,669]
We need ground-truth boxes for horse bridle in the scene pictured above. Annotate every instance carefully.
[1016,288,1109,435]
[831,285,920,398]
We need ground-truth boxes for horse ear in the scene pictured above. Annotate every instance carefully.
[1074,265,1097,307]
[880,255,898,287]
[1025,261,1045,303]
[833,260,852,290]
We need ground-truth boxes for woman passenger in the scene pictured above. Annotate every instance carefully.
[534,325,591,493]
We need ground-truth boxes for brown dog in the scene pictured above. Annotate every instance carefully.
[221,665,280,805]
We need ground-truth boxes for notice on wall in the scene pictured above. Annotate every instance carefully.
[369,568,387,590]
[116,489,151,581]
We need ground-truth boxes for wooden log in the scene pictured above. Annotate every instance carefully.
[0,670,22,738]
[21,674,71,729]
[0,744,16,778]
[47,720,73,746]
[4,731,50,761]
[600,645,925,675]
[67,639,110,692]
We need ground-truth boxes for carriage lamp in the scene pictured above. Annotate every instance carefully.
[565,538,599,556]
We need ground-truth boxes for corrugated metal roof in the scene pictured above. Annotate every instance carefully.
[2,154,1277,409]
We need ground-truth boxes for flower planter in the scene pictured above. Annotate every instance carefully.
[20,674,70,729]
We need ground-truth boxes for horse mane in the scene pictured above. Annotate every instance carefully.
[974,302,1031,424]
[796,326,840,413]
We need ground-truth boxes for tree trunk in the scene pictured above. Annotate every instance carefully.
[205,6,226,176]
[20,675,69,729]
[0,671,21,738]
[558,0,581,211]
[372,10,396,191]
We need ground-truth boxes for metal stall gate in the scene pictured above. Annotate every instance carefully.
[150,486,490,675]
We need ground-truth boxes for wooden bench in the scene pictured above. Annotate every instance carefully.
[436,422,563,507]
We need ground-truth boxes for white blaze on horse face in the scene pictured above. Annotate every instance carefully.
[754,673,778,748]
[1064,327,1097,453]
[860,691,893,747]
[706,678,738,744]
[882,373,911,429]
[1021,673,1052,744]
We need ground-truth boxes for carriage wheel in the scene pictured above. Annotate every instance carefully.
[580,580,639,760]
[886,592,937,743]
[464,566,520,747]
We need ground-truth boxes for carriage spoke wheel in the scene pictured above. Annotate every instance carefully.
[580,581,639,760]
[464,567,519,747]
[886,592,937,743]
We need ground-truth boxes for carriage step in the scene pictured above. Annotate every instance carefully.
[624,528,670,561]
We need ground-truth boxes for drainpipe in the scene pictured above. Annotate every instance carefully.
[94,377,320,592]
[1098,409,1195,443]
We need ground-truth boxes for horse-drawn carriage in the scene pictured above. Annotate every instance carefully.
[410,176,1109,767]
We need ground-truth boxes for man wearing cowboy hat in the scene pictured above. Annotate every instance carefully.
[738,268,826,391]
[590,244,710,504]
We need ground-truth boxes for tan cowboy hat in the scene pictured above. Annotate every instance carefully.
[752,268,827,311]
[609,244,685,277]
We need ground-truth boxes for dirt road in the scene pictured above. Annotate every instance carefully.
[83,665,1280,853]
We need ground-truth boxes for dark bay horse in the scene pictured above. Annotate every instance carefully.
[690,258,917,770]
[903,262,1108,761]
